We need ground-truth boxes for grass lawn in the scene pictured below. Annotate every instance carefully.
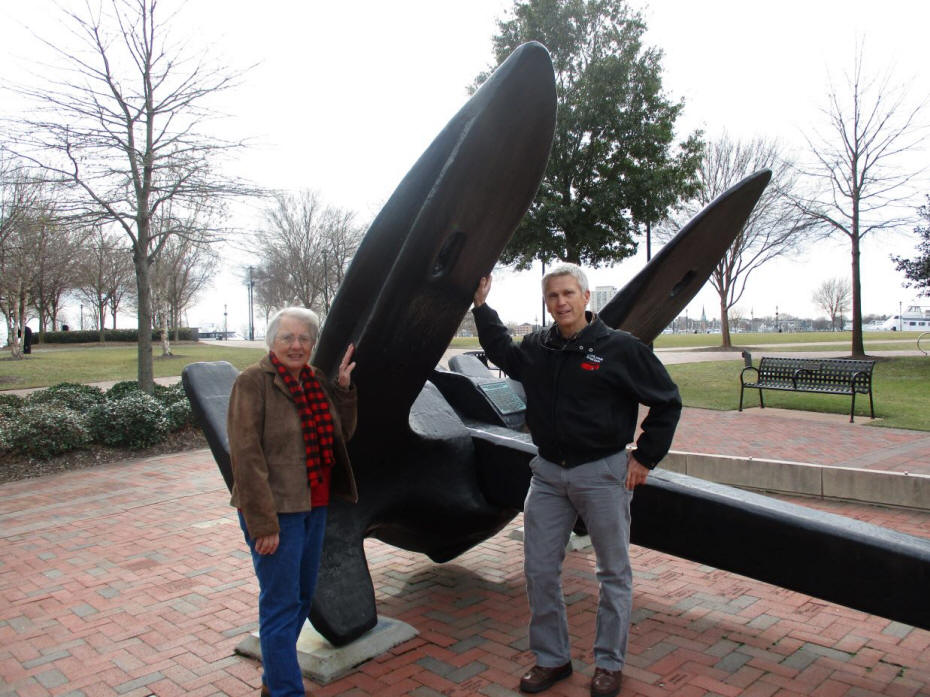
[3,337,927,432]
[0,343,266,390]
[456,330,925,352]
[666,356,930,431]
[652,330,924,350]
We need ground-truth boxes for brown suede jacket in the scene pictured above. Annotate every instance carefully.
[227,354,358,539]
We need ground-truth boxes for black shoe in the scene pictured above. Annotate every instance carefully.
[519,661,573,693]
[590,667,622,697]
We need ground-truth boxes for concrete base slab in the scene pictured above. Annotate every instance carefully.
[235,615,418,684]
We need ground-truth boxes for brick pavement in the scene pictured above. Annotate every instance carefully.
[672,408,930,477]
[2,415,930,697]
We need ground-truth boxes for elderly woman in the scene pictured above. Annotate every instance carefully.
[228,307,357,697]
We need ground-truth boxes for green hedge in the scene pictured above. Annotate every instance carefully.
[34,327,198,344]
[0,380,196,460]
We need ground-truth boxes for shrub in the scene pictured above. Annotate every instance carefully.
[0,393,24,412]
[0,402,22,420]
[165,399,193,431]
[106,381,142,401]
[0,414,10,451]
[5,403,91,459]
[36,327,198,344]
[28,383,106,412]
[87,392,169,449]
[154,382,186,405]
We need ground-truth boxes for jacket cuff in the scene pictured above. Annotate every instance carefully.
[631,448,659,469]
[241,509,280,539]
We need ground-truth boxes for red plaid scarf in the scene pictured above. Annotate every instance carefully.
[268,351,335,488]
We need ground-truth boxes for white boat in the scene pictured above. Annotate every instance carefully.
[881,305,930,331]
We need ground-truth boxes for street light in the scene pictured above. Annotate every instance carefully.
[540,259,547,328]
[247,266,255,341]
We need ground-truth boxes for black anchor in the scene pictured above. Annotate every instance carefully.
[184,42,930,647]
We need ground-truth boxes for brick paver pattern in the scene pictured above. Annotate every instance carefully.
[1,407,929,696]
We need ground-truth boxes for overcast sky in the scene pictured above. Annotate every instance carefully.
[2,0,928,335]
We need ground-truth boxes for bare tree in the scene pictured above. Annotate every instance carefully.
[251,259,292,330]
[73,226,134,341]
[253,190,363,318]
[0,154,34,248]
[0,159,31,350]
[812,277,851,331]
[791,45,927,357]
[30,212,86,338]
[150,224,218,344]
[7,0,254,391]
[0,202,54,357]
[663,133,816,348]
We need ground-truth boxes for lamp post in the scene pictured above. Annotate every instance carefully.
[247,266,255,341]
[223,304,228,341]
[899,301,903,332]
[540,259,547,328]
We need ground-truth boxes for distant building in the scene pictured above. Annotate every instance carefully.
[591,285,617,313]
[514,323,535,336]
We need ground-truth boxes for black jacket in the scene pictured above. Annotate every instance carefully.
[473,304,681,468]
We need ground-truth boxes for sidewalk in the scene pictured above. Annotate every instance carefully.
[2,406,929,697]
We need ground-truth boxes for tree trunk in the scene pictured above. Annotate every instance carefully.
[10,291,25,360]
[98,301,106,343]
[719,295,732,348]
[161,309,172,357]
[134,251,155,394]
[850,235,865,357]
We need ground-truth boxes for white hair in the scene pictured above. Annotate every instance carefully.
[265,307,320,349]
[542,262,589,295]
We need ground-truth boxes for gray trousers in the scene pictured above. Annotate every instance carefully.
[524,452,633,671]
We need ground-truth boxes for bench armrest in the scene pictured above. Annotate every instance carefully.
[740,366,759,385]
[851,369,873,389]
[793,368,814,388]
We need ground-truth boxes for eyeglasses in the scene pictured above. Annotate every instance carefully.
[275,333,314,347]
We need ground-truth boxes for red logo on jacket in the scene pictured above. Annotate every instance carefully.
[581,352,603,371]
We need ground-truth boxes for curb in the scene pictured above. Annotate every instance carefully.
[663,450,930,511]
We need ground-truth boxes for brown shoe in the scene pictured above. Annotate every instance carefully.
[519,661,572,693]
[590,666,622,697]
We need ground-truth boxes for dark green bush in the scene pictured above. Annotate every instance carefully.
[154,382,185,404]
[0,393,24,411]
[35,327,198,344]
[106,381,142,401]
[165,399,193,431]
[27,383,106,411]
[0,415,10,451]
[5,403,91,459]
[87,392,169,449]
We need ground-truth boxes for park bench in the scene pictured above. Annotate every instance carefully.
[739,355,875,423]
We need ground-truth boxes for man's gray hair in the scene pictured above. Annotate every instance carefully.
[265,306,321,349]
[542,262,589,295]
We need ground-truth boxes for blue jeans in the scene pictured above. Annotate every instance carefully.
[239,508,327,697]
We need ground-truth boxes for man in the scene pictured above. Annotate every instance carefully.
[472,264,681,697]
